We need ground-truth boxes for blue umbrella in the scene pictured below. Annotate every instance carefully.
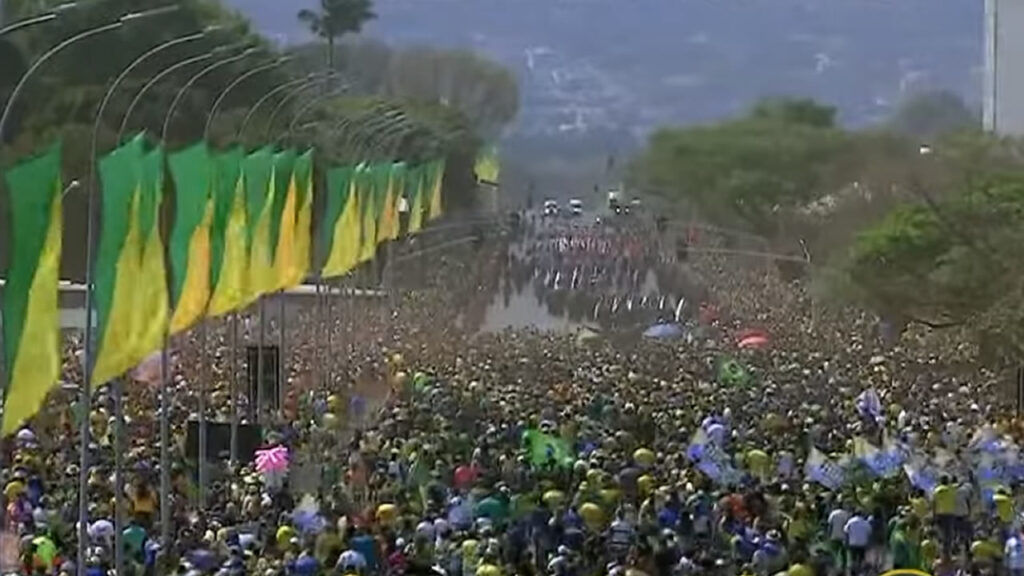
[643,322,683,339]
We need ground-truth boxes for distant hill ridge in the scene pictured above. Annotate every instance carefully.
[226,0,982,141]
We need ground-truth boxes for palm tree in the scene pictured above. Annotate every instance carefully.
[298,0,376,71]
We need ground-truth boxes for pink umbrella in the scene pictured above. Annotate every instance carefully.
[738,335,770,349]
[255,445,289,473]
[130,352,163,385]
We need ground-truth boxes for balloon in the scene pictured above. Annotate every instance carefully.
[327,395,340,410]
[322,413,338,428]
[633,448,656,468]
[585,468,604,486]
[454,465,477,490]
[637,474,655,496]
[376,503,398,525]
[598,488,621,507]
[542,490,566,507]
[579,502,604,531]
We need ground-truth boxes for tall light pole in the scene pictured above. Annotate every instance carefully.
[263,77,338,140]
[284,85,351,139]
[203,56,291,142]
[0,6,179,144]
[0,1,76,38]
[250,76,339,419]
[161,47,259,144]
[199,56,293,468]
[236,71,339,141]
[85,23,229,576]
[117,42,248,143]
[160,47,259,512]
[56,8,191,574]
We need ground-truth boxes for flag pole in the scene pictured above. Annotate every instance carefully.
[278,293,285,413]
[257,298,266,426]
[229,313,239,464]
[197,320,208,505]
[113,378,126,576]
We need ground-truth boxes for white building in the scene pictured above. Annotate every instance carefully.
[984,0,1024,135]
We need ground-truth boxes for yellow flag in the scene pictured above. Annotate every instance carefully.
[2,143,63,434]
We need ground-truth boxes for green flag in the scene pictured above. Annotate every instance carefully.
[167,142,213,333]
[717,357,751,387]
[522,429,573,468]
[2,142,63,434]
[92,135,146,386]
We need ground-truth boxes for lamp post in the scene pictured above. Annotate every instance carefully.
[199,56,292,466]
[236,71,339,140]
[161,47,259,144]
[0,6,179,144]
[263,77,338,140]
[117,42,248,143]
[46,8,195,573]
[284,86,351,138]
[203,56,291,142]
[0,1,77,38]
[158,47,259,512]
[86,24,225,576]
[91,26,211,181]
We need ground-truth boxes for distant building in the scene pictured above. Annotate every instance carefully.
[984,0,1024,135]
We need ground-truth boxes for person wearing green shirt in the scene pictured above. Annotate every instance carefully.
[889,525,919,570]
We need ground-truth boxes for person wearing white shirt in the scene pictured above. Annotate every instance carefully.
[844,513,872,575]
[827,507,851,573]
[1006,534,1024,576]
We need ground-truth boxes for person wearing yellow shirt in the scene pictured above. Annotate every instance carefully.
[741,448,768,479]
[908,492,930,523]
[993,489,1014,525]
[971,534,1003,567]
[932,477,957,559]
[786,551,814,576]
[476,559,503,576]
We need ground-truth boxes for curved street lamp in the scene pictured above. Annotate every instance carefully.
[84,26,213,576]
[161,47,259,144]
[0,6,179,144]
[0,1,77,37]
[284,85,351,138]
[117,42,248,143]
[204,56,291,141]
[263,77,338,140]
[236,71,339,140]
[341,108,405,157]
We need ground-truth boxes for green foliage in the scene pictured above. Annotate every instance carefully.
[0,0,515,281]
[888,90,978,140]
[844,170,1024,356]
[750,98,837,128]
[287,40,520,138]
[632,99,849,236]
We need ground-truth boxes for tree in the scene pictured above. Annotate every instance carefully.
[841,162,1024,359]
[629,99,849,237]
[297,0,376,71]
[888,90,978,140]
[750,98,837,128]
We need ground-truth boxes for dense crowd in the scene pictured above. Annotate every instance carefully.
[1,215,1021,576]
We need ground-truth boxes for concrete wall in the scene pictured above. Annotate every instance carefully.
[985,0,1024,135]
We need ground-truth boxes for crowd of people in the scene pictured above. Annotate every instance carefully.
[1,213,1021,576]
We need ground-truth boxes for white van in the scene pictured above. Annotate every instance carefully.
[568,198,583,216]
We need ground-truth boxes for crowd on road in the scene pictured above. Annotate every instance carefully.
[2,216,1022,576]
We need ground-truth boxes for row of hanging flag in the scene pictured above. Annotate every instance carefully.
[1,135,447,436]
[687,397,1024,502]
